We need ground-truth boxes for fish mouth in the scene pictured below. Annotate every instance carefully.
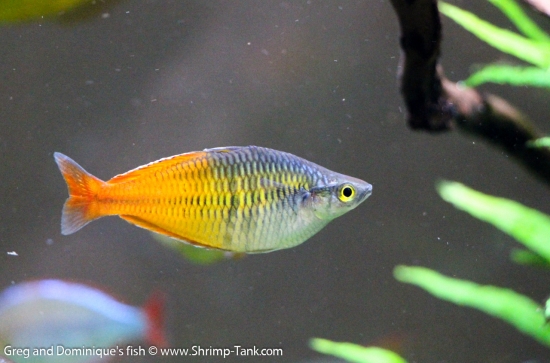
[359,183,373,201]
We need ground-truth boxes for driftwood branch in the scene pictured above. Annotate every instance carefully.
[389,0,550,185]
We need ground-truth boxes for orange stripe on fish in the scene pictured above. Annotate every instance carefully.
[54,146,372,253]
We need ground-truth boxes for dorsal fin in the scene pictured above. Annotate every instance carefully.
[202,146,243,153]
[108,151,207,184]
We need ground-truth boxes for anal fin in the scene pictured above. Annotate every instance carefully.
[119,215,223,250]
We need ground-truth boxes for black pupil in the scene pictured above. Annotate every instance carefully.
[342,186,353,198]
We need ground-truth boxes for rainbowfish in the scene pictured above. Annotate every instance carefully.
[0,280,165,363]
[54,146,372,253]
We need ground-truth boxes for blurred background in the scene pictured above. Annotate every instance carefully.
[1,0,550,361]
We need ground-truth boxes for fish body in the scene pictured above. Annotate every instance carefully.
[150,232,243,265]
[0,280,164,363]
[54,146,372,253]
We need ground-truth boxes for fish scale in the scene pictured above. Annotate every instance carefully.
[54,146,372,253]
[141,148,298,251]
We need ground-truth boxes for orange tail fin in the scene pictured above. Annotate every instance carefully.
[54,152,105,235]
[143,291,167,347]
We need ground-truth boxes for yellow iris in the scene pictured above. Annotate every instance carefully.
[338,184,356,202]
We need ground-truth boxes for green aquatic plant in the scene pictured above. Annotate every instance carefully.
[149,232,235,266]
[394,265,550,347]
[0,0,92,22]
[309,338,407,363]
[465,64,550,88]
[437,181,550,261]
[439,0,550,88]
[510,248,550,268]
[0,0,120,23]
[528,137,550,148]
[395,181,550,348]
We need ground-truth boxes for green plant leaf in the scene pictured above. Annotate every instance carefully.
[545,297,550,321]
[510,248,550,268]
[309,338,407,363]
[0,0,93,22]
[465,64,550,87]
[487,0,550,42]
[150,232,239,265]
[527,137,550,148]
[394,265,550,347]
[437,181,550,263]
[438,1,550,68]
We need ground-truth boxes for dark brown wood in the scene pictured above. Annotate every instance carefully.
[389,0,451,131]
[389,0,550,185]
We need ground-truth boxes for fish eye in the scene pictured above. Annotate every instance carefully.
[338,184,355,202]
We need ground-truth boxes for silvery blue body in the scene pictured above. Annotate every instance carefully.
[0,280,146,363]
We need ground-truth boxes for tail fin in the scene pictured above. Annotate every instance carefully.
[54,152,105,235]
[143,291,167,347]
